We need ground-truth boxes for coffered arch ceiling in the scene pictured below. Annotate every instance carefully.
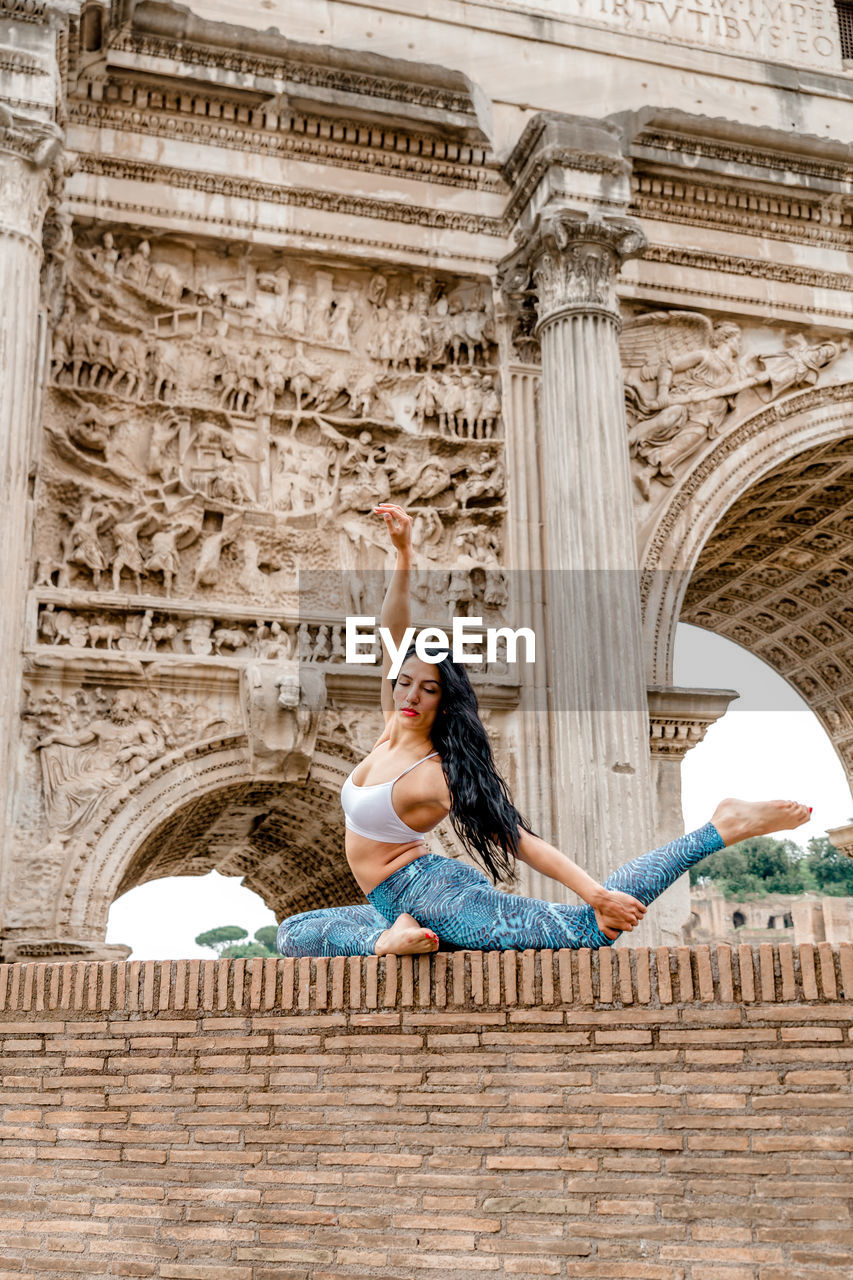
[115,774,362,924]
[680,436,853,779]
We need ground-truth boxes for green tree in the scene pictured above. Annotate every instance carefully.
[221,942,274,959]
[690,836,807,897]
[194,925,248,957]
[253,926,279,953]
[805,837,853,896]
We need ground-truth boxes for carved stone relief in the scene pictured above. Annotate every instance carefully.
[36,231,508,629]
[15,227,513,911]
[621,310,844,500]
[23,682,239,840]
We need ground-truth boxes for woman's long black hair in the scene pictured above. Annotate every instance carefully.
[394,646,536,882]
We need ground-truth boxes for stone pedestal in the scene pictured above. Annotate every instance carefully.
[643,686,739,943]
[501,189,655,887]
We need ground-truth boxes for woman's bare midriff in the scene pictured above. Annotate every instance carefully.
[346,831,432,896]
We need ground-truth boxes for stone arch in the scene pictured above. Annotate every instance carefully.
[56,732,363,945]
[641,381,853,786]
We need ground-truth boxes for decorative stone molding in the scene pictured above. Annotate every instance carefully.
[633,122,853,187]
[644,243,853,297]
[647,687,739,759]
[69,95,501,193]
[71,153,505,239]
[827,823,853,858]
[0,0,49,23]
[500,206,647,329]
[633,174,853,253]
[113,14,479,121]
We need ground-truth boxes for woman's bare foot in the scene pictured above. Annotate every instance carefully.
[374,913,439,956]
[710,798,811,847]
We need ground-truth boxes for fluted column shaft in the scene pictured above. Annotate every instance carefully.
[0,133,52,855]
[501,208,656,892]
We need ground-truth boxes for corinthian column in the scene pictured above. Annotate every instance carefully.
[0,113,60,851]
[500,203,657,895]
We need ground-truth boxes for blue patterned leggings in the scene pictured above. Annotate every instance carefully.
[275,821,724,956]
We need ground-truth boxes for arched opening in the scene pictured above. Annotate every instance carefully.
[58,732,366,952]
[679,434,853,788]
[642,387,853,803]
[106,871,278,961]
[732,910,746,928]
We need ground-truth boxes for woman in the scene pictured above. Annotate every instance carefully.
[277,504,810,958]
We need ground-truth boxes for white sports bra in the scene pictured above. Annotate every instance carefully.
[341,751,440,844]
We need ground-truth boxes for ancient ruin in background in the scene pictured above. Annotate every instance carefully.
[3,0,853,961]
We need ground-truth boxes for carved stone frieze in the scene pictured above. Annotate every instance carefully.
[499,207,647,329]
[37,230,508,610]
[622,310,844,500]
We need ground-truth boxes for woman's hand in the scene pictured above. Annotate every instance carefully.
[592,888,646,940]
[374,503,413,556]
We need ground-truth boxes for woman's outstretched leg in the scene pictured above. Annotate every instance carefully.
[276,903,439,958]
[366,800,810,953]
[276,903,390,957]
[601,797,811,908]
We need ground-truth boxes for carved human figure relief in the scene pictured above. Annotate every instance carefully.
[621,311,843,499]
[36,229,508,626]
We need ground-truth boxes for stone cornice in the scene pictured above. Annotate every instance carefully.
[647,687,739,759]
[619,108,853,188]
[643,243,853,296]
[71,152,506,239]
[501,113,631,229]
[827,824,853,858]
[69,94,503,194]
[633,173,853,253]
[118,5,480,124]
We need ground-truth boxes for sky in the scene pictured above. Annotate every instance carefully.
[105,623,853,960]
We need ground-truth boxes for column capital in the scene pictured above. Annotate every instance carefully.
[0,110,62,245]
[647,686,739,760]
[0,107,62,170]
[498,205,647,330]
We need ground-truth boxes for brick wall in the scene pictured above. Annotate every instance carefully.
[0,943,850,1280]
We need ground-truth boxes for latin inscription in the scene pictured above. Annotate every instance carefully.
[500,0,841,69]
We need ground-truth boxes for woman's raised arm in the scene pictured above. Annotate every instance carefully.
[515,827,646,937]
[374,503,414,723]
